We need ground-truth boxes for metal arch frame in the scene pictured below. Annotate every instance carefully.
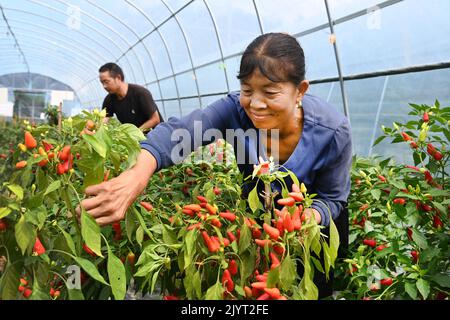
[324,0,349,118]
[84,0,148,86]
[252,0,264,35]
[2,8,121,71]
[72,1,168,118]
[4,18,117,69]
[24,0,138,84]
[3,45,103,102]
[0,29,103,74]
[161,0,202,110]
[203,0,230,94]
[0,38,104,100]
[123,1,182,117]
[0,59,87,103]
[0,54,97,100]
[120,1,167,118]
[0,4,30,74]
[78,0,197,117]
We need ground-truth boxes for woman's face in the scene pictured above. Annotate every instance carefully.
[239,69,307,130]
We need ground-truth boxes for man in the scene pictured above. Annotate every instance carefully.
[99,63,163,132]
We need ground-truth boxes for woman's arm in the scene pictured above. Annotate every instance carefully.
[79,150,156,226]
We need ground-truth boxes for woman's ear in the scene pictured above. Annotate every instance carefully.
[297,80,309,100]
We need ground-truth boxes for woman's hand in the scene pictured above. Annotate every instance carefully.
[77,150,157,226]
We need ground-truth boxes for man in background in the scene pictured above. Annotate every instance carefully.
[99,63,163,132]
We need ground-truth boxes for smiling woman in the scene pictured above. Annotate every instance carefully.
[80,32,353,299]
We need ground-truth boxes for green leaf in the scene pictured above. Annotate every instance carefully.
[15,214,36,255]
[81,210,103,257]
[405,282,418,300]
[372,135,386,147]
[416,278,430,300]
[430,273,450,288]
[26,206,47,230]
[266,268,280,288]
[119,123,146,142]
[193,270,202,299]
[68,289,85,300]
[328,214,340,265]
[162,225,177,245]
[184,230,197,270]
[0,207,12,219]
[432,201,447,215]
[125,208,137,243]
[73,257,109,286]
[57,225,77,256]
[0,263,21,300]
[279,255,296,291]
[238,223,251,253]
[310,256,325,273]
[389,179,406,190]
[370,189,381,201]
[136,226,144,247]
[7,184,23,201]
[411,229,428,250]
[82,134,107,158]
[107,246,126,300]
[204,281,224,300]
[44,180,61,196]
[248,186,260,213]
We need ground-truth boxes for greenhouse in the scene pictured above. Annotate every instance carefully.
[0,0,448,302]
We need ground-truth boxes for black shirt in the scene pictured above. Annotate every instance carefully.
[102,84,164,128]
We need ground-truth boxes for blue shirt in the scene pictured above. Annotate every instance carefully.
[141,92,352,227]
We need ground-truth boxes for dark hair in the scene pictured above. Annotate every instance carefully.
[237,33,305,85]
[99,63,125,81]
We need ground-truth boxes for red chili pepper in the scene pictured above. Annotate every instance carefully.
[140,201,153,212]
[15,161,27,170]
[411,250,419,263]
[393,198,406,205]
[427,143,436,156]
[378,175,386,182]
[433,214,443,229]
[33,237,46,255]
[228,259,238,276]
[255,239,271,248]
[219,211,236,222]
[277,197,296,207]
[23,288,33,299]
[210,218,222,228]
[58,146,71,162]
[201,231,220,253]
[282,211,294,233]
[205,203,217,215]
[213,186,221,195]
[227,231,236,243]
[380,278,393,286]
[263,223,280,240]
[270,252,280,269]
[222,269,234,292]
[423,112,429,122]
[376,244,387,252]
[196,195,208,203]
[401,132,412,141]
[288,192,304,202]
[182,208,195,217]
[363,239,377,248]
[183,204,202,213]
[82,243,96,257]
[410,141,418,149]
[264,287,281,299]
[251,281,267,290]
[24,131,37,149]
[433,151,443,161]
[112,222,122,241]
[0,218,8,232]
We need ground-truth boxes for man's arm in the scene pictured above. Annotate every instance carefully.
[138,88,161,131]
[139,111,160,132]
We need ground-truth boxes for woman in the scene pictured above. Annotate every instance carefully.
[80,33,352,298]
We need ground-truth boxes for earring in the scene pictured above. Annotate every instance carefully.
[297,100,303,109]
